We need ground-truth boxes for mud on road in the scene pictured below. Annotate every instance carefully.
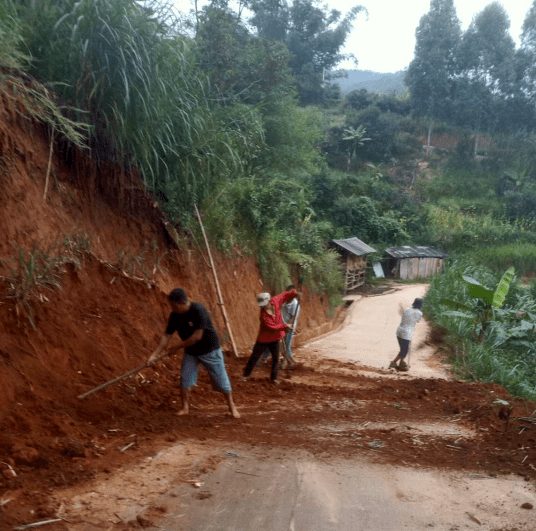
[1,286,536,530]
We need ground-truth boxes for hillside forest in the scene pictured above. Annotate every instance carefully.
[1,0,536,404]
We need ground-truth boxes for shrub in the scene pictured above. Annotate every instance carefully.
[426,259,536,400]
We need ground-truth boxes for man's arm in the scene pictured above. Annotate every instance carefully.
[273,290,300,309]
[147,333,173,365]
[175,329,204,351]
[282,299,299,327]
[147,329,204,365]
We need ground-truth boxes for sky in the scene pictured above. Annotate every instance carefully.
[346,0,535,72]
[175,0,535,73]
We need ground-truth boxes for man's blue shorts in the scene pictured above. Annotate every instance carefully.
[180,348,232,393]
[397,336,410,359]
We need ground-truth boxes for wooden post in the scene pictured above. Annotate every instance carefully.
[194,204,239,358]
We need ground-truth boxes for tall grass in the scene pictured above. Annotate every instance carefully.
[0,0,88,148]
[12,0,264,214]
[426,205,536,254]
[1,244,65,329]
[468,243,536,277]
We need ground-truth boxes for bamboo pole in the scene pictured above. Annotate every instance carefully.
[43,125,55,201]
[194,204,239,358]
[77,351,172,400]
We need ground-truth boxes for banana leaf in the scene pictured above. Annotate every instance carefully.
[492,266,515,309]
[462,275,494,305]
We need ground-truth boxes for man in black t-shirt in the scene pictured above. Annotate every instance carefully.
[147,288,240,418]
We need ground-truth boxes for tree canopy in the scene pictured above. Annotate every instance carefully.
[248,0,366,104]
[405,0,461,122]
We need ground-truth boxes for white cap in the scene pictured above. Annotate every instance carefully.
[257,292,271,307]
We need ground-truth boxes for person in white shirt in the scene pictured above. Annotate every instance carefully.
[389,297,423,372]
[281,284,300,369]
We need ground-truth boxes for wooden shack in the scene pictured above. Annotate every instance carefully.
[330,237,376,292]
[384,246,446,280]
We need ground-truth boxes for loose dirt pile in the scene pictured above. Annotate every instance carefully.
[1,343,535,529]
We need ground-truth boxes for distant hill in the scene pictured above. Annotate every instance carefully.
[332,70,407,96]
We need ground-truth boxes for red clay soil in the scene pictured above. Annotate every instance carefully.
[0,79,335,528]
[1,78,535,530]
[1,349,536,530]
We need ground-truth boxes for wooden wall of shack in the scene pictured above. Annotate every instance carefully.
[396,257,444,280]
[343,252,368,291]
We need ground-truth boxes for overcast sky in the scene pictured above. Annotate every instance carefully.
[346,0,534,72]
[175,0,535,73]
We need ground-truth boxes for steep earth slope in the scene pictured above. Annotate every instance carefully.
[0,83,339,527]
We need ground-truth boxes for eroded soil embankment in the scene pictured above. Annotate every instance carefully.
[0,85,340,528]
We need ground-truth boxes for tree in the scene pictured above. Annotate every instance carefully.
[405,0,461,157]
[519,0,536,105]
[330,195,408,244]
[346,88,374,110]
[342,125,370,171]
[347,105,399,163]
[248,0,366,104]
[456,2,516,152]
[195,3,292,103]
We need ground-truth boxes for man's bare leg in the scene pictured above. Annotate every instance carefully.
[224,392,240,419]
[178,387,191,415]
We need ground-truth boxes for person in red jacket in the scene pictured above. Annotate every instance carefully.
[242,289,300,384]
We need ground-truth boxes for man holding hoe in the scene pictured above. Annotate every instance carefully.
[147,288,240,418]
[389,297,424,372]
[242,287,300,384]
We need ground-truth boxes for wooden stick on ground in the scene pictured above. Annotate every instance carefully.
[15,519,63,530]
[194,204,239,358]
[77,351,172,400]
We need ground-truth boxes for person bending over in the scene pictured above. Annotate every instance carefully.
[147,288,240,418]
[243,289,299,384]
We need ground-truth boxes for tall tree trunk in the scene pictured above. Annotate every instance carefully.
[474,108,482,161]
[426,118,433,160]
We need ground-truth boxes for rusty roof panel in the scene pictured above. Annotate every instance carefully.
[385,246,447,259]
[332,237,376,256]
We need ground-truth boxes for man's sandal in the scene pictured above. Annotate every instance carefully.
[397,361,409,372]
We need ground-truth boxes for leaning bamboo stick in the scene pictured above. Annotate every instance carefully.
[43,125,55,202]
[194,204,239,358]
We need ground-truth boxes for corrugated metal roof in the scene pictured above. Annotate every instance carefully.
[332,237,376,256]
[385,246,447,259]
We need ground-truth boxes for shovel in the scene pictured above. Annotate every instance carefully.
[281,300,300,370]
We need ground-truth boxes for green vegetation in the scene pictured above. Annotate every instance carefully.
[1,244,66,329]
[426,260,536,400]
[1,0,536,396]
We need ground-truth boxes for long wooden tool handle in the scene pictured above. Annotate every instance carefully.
[194,204,239,358]
[291,301,300,328]
[77,351,172,400]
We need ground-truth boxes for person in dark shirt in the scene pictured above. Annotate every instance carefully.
[147,288,240,418]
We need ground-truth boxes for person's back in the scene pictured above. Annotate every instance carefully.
[397,307,423,340]
[282,298,299,325]
[390,297,424,372]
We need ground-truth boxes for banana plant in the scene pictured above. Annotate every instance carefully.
[442,266,516,341]
[342,125,370,172]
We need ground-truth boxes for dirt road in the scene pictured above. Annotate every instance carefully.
[5,286,536,530]
[307,284,450,379]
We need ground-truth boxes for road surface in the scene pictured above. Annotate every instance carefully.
[54,285,536,531]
